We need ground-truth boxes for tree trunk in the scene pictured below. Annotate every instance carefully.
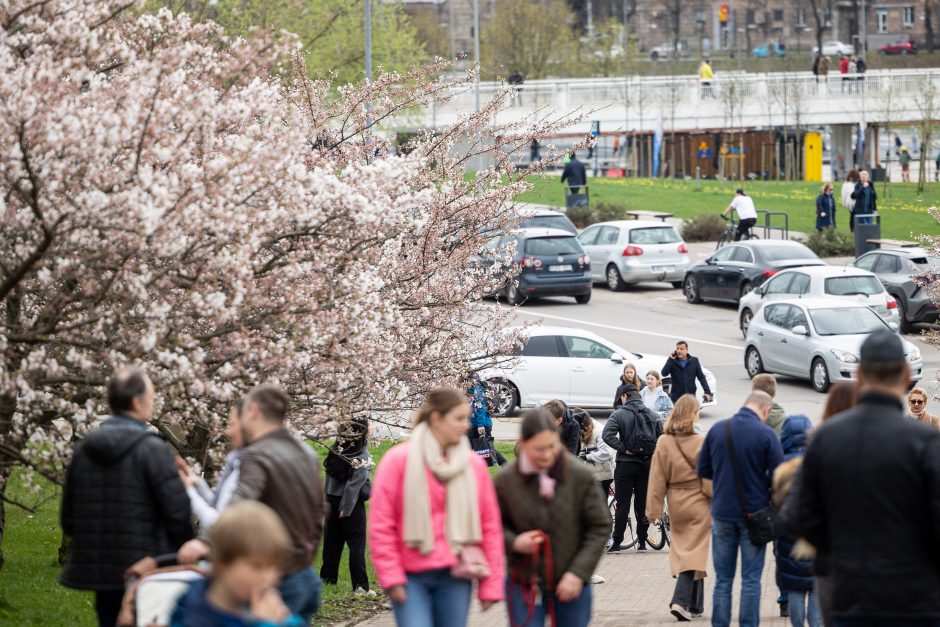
[0,464,9,571]
[918,130,931,196]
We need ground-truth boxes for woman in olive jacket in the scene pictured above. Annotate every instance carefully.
[495,409,611,627]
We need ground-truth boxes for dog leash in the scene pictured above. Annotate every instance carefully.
[509,530,556,627]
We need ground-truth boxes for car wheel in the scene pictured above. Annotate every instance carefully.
[739,281,753,300]
[575,292,592,304]
[606,264,626,291]
[684,275,702,304]
[670,280,683,289]
[811,358,831,393]
[896,299,914,334]
[745,346,764,378]
[487,379,518,417]
[504,284,525,306]
[740,309,753,338]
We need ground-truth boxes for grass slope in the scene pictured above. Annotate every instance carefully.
[0,440,518,626]
[517,175,940,241]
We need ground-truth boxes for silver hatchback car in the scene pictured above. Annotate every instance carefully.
[744,297,923,393]
[577,220,690,290]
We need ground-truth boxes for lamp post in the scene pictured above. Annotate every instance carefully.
[473,0,480,114]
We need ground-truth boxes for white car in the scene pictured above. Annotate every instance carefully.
[737,265,899,338]
[482,326,717,416]
[577,220,691,291]
[813,41,854,56]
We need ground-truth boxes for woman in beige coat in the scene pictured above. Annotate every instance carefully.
[646,395,713,622]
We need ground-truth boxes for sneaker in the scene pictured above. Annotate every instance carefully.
[779,603,790,618]
[606,544,623,554]
[670,604,692,621]
[353,587,377,596]
[636,544,647,552]
[690,611,704,618]
[589,574,606,584]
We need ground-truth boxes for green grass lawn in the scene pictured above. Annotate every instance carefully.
[0,440,518,626]
[517,175,940,241]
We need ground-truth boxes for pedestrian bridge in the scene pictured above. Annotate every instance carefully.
[414,68,939,135]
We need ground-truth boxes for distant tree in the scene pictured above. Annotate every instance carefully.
[803,0,834,57]
[482,0,577,79]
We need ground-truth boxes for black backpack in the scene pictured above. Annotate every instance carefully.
[623,404,662,458]
[324,449,352,482]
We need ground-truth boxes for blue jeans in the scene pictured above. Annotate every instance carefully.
[505,577,592,627]
[391,568,472,627]
[711,518,766,627]
[789,589,822,627]
[279,567,321,622]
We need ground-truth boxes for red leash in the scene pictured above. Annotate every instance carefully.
[509,530,556,627]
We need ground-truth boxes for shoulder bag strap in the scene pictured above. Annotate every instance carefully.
[723,421,750,518]
[674,436,698,474]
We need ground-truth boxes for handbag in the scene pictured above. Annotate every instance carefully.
[451,544,491,581]
[724,421,783,546]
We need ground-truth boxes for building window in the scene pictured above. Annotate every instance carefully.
[773,8,785,22]
[823,8,832,27]
[876,9,888,33]
[796,7,806,26]
[902,6,914,27]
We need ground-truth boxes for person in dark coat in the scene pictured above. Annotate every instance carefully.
[792,330,940,624]
[561,152,587,190]
[849,170,877,230]
[544,399,581,455]
[816,183,836,230]
[661,341,713,404]
[61,368,193,627]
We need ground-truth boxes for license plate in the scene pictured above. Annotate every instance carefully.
[549,264,573,272]
[651,265,675,273]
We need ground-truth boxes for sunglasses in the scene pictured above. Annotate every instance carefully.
[910,399,926,405]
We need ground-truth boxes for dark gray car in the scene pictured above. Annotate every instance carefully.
[852,248,939,333]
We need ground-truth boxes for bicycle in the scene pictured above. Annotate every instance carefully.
[716,214,759,250]
[606,484,670,551]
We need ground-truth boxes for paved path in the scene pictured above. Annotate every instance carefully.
[354,544,791,626]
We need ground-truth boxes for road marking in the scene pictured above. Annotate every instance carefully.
[514,310,745,351]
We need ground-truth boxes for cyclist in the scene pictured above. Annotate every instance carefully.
[721,188,757,241]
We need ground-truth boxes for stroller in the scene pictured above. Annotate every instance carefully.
[118,554,207,627]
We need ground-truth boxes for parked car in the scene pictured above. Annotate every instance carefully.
[813,41,855,56]
[482,326,717,416]
[752,42,786,58]
[475,228,592,305]
[650,41,691,60]
[744,298,923,393]
[879,40,917,55]
[683,240,824,305]
[577,220,690,291]
[852,248,940,333]
[737,265,899,338]
[517,206,578,234]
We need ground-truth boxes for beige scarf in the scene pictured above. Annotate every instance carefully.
[403,422,482,555]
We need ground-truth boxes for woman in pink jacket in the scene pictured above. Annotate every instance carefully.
[368,387,505,626]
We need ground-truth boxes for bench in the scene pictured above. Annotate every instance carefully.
[865,238,921,249]
[626,210,674,222]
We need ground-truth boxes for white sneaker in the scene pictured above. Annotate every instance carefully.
[589,574,606,584]
[353,587,378,596]
[670,604,692,621]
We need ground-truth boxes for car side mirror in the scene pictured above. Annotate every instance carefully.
[791,325,809,336]
[610,352,624,363]
[705,257,715,265]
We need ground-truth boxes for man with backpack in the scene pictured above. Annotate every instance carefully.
[603,383,664,553]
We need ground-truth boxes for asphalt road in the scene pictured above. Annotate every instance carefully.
[490,269,940,439]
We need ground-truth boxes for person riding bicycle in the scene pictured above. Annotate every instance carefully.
[721,189,757,241]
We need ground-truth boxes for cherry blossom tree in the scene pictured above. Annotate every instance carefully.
[0,0,576,565]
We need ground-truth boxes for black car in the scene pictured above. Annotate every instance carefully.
[683,240,824,305]
[478,228,592,305]
[852,248,940,333]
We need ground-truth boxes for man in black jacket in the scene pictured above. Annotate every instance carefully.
[603,384,663,553]
[849,169,877,231]
[561,152,587,190]
[661,341,713,404]
[792,330,940,625]
[61,368,192,627]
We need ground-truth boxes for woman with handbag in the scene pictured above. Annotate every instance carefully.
[646,395,713,622]
[368,387,504,626]
[320,417,373,594]
[495,409,611,627]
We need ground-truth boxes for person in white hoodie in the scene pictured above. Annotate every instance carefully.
[641,371,674,421]
[840,170,859,230]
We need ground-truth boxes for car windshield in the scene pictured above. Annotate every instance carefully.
[809,307,888,336]
[629,227,681,245]
[760,245,819,262]
[520,215,576,233]
[825,275,883,296]
[525,236,582,256]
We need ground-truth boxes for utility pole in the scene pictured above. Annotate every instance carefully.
[473,0,480,113]
[587,0,595,39]
[860,0,867,55]
[448,0,456,61]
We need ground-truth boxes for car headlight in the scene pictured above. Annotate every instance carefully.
[831,349,859,364]
[908,346,921,361]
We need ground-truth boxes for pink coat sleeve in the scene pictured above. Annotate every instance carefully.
[367,444,408,591]
[472,456,506,601]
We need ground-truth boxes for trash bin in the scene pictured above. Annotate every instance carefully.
[565,185,589,210]
[871,167,887,183]
[854,214,881,257]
